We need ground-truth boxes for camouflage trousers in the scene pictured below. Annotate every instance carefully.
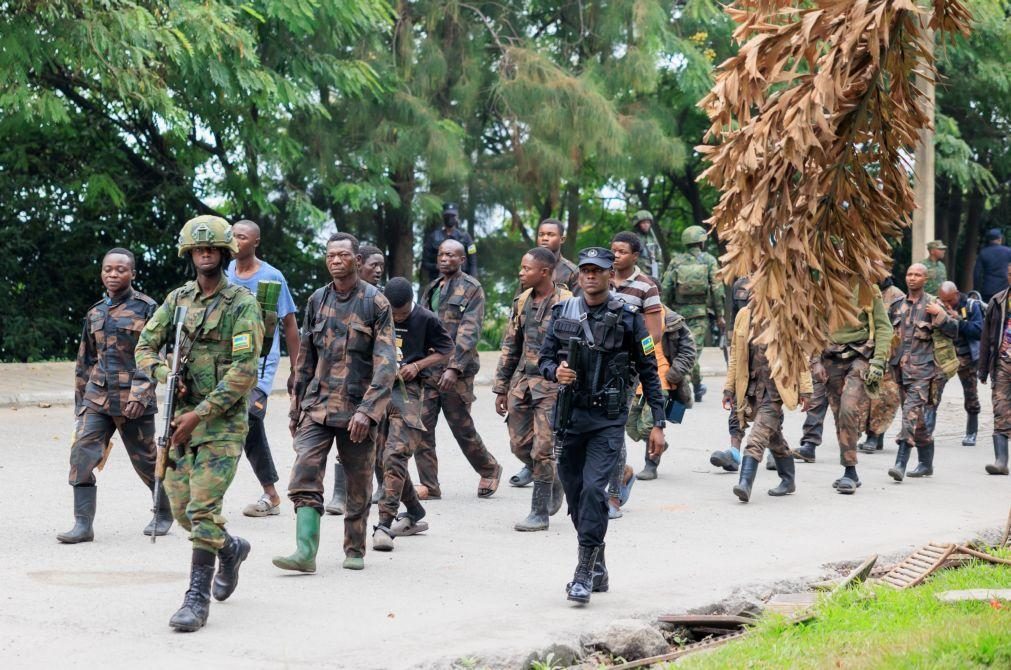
[956,353,981,416]
[800,371,828,447]
[743,387,791,462]
[868,372,901,435]
[164,440,241,554]
[68,409,156,488]
[686,316,708,387]
[375,412,422,525]
[822,355,871,467]
[288,419,376,559]
[893,368,941,449]
[416,374,499,493]
[506,387,558,484]
[991,358,1011,436]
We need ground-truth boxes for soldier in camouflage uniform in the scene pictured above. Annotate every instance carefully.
[938,281,983,446]
[136,216,264,632]
[886,264,959,483]
[661,225,724,403]
[58,248,170,545]
[417,239,502,499]
[273,232,397,573]
[922,240,948,296]
[723,304,813,502]
[495,248,571,531]
[371,278,453,551]
[859,278,905,453]
[537,218,579,293]
[631,210,664,281]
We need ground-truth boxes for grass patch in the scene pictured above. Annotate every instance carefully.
[674,552,1011,670]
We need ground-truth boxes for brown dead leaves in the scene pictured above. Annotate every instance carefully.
[698,0,971,391]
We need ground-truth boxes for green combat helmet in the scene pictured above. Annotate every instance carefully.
[681,225,708,246]
[177,215,239,257]
[632,210,653,226]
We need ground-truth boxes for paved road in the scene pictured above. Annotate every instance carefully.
[1,371,1008,669]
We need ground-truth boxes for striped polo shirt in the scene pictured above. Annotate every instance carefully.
[612,266,662,313]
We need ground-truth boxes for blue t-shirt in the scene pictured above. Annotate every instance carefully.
[226,259,297,395]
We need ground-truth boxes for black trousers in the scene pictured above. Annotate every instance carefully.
[557,424,622,547]
[243,390,279,486]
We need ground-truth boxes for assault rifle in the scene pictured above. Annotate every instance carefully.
[152,306,188,544]
[552,337,588,460]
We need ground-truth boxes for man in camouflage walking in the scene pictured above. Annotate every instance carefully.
[495,247,571,531]
[273,232,397,573]
[59,247,170,544]
[938,281,983,446]
[661,225,724,402]
[417,239,502,499]
[136,216,264,632]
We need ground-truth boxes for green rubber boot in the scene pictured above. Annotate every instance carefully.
[272,507,320,573]
[342,556,365,570]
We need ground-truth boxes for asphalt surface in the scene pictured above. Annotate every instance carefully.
[2,369,1009,669]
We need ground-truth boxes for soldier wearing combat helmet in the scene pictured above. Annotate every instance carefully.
[136,215,264,632]
[630,210,664,281]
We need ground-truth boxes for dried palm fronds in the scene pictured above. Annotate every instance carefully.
[698,0,971,390]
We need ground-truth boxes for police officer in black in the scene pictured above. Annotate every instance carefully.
[538,247,665,605]
[421,203,478,285]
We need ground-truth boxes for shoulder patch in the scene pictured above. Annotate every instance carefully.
[622,303,640,313]
[232,333,252,354]
[467,244,477,255]
[641,335,655,356]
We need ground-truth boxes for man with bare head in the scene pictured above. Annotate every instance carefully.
[937,281,983,445]
[886,264,959,482]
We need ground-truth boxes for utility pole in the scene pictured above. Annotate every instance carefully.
[911,23,936,264]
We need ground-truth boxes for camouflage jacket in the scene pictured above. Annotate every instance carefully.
[634,228,664,281]
[494,285,572,399]
[887,292,958,380]
[660,249,724,320]
[922,258,947,296]
[555,255,579,293]
[136,277,263,447]
[75,288,159,416]
[421,271,485,379]
[291,280,396,428]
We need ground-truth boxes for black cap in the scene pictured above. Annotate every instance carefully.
[442,202,459,215]
[986,228,1003,242]
[577,247,614,269]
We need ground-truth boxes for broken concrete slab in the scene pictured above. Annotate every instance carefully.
[584,619,669,662]
[935,589,1011,604]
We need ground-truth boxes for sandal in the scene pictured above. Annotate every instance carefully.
[833,477,861,494]
[477,464,503,498]
[619,465,636,506]
[242,493,280,517]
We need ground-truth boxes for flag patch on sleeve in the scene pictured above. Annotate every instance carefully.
[467,244,477,255]
[232,333,252,353]
[641,335,655,355]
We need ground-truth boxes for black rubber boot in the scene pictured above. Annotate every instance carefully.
[212,534,251,602]
[636,458,659,481]
[858,432,880,454]
[710,449,739,472]
[793,443,817,463]
[549,476,564,516]
[566,544,601,604]
[514,481,551,532]
[592,543,609,593]
[733,456,760,503]
[889,441,911,482]
[767,455,796,496]
[325,463,346,515]
[143,485,174,537]
[986,434,1009,475]
[169,553,214,632]
[962,414,978,447]
[907,444,934,478]
[58,486,96,544]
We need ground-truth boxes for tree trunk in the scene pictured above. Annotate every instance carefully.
[945,184,964,281]
[961,187,984,291]
[563,181,580,259]
[386,168,416,281]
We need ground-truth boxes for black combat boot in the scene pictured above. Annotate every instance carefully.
[549,476,564,516]
[733,456,760,503]
[793,443,817,463]
[767,455,796,496]
[986,434,1009,475]
[592,543,609,593]
[962,414,978,447]
[889,441,911,482]
[143,485,174,537]
[566,544,601,605]
[169,552,215,632]
[212,533,251,602]
[324,463,346,515]
[57,486,96,544]
[907,444,934,478]
[514,481,551,532]
[858,432,881,454]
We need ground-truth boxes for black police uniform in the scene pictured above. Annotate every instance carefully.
[421,203,477,283]
[538,247,665,603]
